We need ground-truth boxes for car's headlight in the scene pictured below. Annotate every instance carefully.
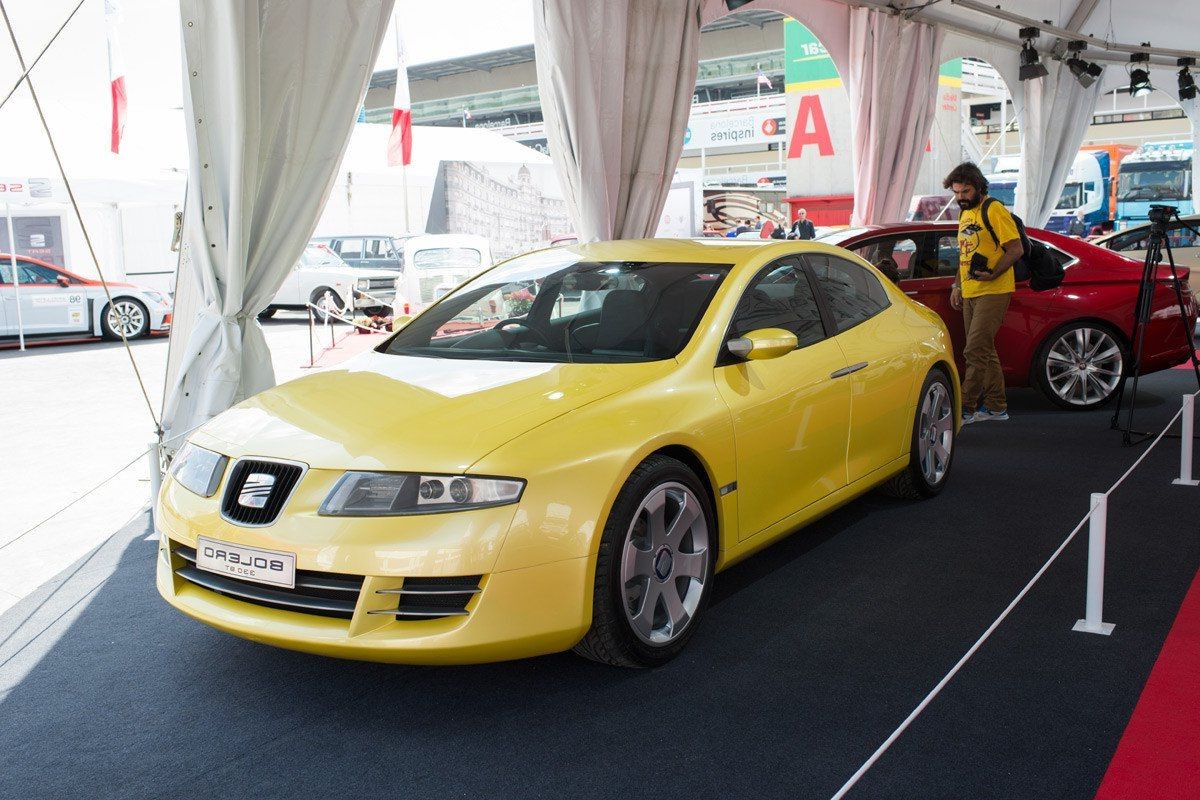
[168,442,228,498]
[356,278,371,291]
[319,472,524,516]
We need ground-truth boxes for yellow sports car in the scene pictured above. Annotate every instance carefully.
[157,239,959,667]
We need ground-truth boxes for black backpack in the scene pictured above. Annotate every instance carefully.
[979,196,1064,291]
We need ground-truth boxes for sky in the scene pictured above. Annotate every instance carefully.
[0,0,535,173]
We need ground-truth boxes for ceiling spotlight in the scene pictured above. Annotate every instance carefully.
[1064,40,1102,88]
[1179,57,1197,101]
[1018,27,1048,81]
[1129,52,1153,97]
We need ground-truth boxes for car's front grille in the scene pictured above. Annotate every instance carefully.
[366,278,395,292]
[370,575,483,620]
[171,543,363,619]
[220,459,304,526]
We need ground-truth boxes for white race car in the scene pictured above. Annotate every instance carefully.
[1,253,172,341]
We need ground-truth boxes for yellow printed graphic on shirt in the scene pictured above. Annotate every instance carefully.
[958,200,1018,298]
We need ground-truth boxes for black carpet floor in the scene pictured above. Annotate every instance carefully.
[2,371,1198,800]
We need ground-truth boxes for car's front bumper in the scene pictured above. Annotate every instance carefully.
[352,288,396,311]
[155,474,594,664]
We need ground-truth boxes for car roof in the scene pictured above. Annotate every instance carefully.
[556,238,860,264]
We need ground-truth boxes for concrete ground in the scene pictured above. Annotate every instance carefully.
[0,313,380,614]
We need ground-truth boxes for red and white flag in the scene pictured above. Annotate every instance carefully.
[386,23,412,167]
[756,70,773,89]
[104,0,127,154]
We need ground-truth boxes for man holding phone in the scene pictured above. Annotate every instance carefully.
[944,162,1024,424]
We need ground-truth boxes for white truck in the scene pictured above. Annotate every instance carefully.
[258,244,398,321]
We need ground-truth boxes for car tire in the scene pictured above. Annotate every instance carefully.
[1033,321,1128,410]
[257,307,277,319]
[574,455,716,668]
[883,367,955,500]
[101,298,150,341]
[310,289,344,324]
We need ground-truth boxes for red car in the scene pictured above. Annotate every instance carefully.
[820,222,1197,409]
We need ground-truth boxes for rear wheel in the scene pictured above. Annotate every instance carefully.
[101,298,149,340]
[884,368,955,499]
[574,455,715,667]
[1034,322,1127,410]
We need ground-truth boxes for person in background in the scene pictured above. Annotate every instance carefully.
[789,208,816,240]
[1067,208,1087,238]
[754,216,764,231]
[945,161,1024,424]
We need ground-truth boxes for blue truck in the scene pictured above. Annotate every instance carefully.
[1115,140,1193,227]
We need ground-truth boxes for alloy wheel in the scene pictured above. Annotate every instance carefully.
[1044,327,1123,407]
[918,381,954,485]
[107,300,146,338]
[620,481,709,646]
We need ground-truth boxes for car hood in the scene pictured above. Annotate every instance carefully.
[193,351,674,472]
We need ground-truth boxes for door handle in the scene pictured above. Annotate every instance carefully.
[830,362,868,379]
[904,290,919,296]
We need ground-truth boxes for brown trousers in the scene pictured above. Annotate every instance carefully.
[961,293,1011,412]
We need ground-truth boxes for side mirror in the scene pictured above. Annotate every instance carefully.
[726,327,798,361]
[56,275,70,288]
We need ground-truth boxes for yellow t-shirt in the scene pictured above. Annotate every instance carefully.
[958,199,1019,298]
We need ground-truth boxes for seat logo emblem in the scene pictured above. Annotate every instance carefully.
[238,473,275,509]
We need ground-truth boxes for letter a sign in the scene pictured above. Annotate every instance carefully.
[787,95,835,159]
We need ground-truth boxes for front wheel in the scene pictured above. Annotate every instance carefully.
[1034,322,1127,410]
[884,368,955,499]
[574,455,715,667]
[101,298,149,340]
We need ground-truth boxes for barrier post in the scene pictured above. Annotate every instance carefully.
[147,441,162,534]
[1173,394,1199,486]
[1073,493,1115,636]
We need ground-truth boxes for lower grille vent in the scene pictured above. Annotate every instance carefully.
[172,543,363,620]
[371,575,483,620]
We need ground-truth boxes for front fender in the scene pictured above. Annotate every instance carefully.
[470,374,737,574]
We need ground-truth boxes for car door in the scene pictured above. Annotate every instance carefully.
[713,257,852,541]
[805,252,918,483]
[11,261,89,335]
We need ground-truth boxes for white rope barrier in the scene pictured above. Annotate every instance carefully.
[830,388,1200,799]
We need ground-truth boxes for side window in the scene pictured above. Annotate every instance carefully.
[934,235,962,277]
[848,235,920,279]
[335,238,364,259]
[0,263,10,283]
[17,263,58,284]
[729,259,825,348]
[1109,230,1150,252]
[808,254,890,332]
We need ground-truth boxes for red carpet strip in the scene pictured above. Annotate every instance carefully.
[1093,567,1200,799]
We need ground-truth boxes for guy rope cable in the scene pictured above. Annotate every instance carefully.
[0,0,162,434]
[0,0,86,113]
[829,389,1197,799]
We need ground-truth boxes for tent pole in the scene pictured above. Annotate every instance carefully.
[5,198,25,350]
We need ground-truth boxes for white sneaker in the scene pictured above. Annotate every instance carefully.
[973,407,1009,422]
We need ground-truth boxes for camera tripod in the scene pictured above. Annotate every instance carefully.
[1110,204,1200,445]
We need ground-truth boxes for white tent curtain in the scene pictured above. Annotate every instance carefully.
[1015,60,1104,227]
[161,0,394,444]
[845,7,943,226]
[532,0,701,241]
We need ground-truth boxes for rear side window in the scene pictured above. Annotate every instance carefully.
[335,238,364,258]
[807,254,890,332]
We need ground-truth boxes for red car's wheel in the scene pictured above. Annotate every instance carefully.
[1034,322,1128,410]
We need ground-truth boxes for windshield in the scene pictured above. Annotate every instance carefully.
[989,182,1016,207]
[1118,162,1190,201]
[383,251,730,364]
[1055,182,1083,210]
[413,247,482,270]
[299,245,344,268]
[815,227,871,245]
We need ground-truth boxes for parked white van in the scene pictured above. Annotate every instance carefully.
[311,233,492,312]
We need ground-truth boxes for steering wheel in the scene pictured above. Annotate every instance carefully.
[493,318,553,349]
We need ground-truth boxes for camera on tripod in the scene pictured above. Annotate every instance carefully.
[1148,204,1178,230]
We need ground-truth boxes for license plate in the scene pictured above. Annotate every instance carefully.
[196,536,296,589]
